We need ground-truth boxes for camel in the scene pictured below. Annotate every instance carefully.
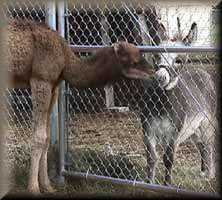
[5,19,157,193]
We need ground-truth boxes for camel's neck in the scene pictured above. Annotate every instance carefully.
[62,46,122,88]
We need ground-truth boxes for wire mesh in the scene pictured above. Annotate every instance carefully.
[64,1,219,193]
[3,0,219,195]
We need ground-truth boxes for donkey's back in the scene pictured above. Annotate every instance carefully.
[168,67,216,145]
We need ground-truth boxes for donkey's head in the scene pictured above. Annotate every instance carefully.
[157,17,198,67]
[154,17,198,89]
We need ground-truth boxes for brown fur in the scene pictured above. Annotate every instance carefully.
[5,19,155,194]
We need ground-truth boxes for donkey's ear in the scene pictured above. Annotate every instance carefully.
[170,17,183,42]
[176,17,183,40]
[182,22,197,45]
[158,23,168,41]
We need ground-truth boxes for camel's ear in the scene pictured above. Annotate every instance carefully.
[182,22,197,45]
[112,41,130,63]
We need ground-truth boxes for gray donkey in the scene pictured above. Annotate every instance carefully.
[140,18,217,185]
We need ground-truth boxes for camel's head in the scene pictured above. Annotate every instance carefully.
[112,41,155,80]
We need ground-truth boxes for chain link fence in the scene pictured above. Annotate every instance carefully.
[3,0,219,195]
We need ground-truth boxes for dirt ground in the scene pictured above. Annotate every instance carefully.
[66,111,218,193]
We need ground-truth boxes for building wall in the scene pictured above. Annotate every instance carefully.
[156,1,219,46]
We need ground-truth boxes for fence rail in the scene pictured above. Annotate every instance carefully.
[61,170,220,198]
[70,45,219,52]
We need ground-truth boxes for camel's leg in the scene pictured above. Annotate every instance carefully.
[39,86,59,192]
[27,78,52,194]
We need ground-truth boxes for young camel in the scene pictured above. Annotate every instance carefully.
[5,19,157,193]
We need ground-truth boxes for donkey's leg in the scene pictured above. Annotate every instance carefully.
[27,78,52,193]
[207,123,217,179]
[39,86,59,192]
[208,143,216,179]
[202,124,216,179]
[144,138,158,184]
[197,141,209,173]
[163,139,175,185]
[191,132,209,174]
[142,118,158,183]
[193,124,216,178]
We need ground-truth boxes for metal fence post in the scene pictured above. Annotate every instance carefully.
[46,1,58,146]
[57,0,66,185]
[46,0,61,184]
[101,16,115,108]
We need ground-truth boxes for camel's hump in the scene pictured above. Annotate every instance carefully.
[7,19,51,32]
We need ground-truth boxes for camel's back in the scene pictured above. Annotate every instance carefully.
[5,20,35,87]
[7,20,67,88]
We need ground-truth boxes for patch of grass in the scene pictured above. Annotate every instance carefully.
[172,163,218,193]
[67,148,147,182]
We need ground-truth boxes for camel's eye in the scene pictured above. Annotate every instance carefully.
[133,61,139,66]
